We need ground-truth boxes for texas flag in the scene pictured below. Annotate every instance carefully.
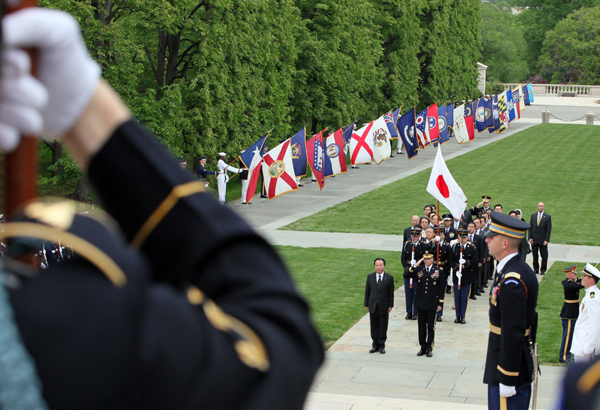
[262,139,298,199]
[350,122,374,165]
[324,128,347,177]
[240,132,268,203]
[427,103,439,145]
[426,145,467,219]
[306,130,326,190]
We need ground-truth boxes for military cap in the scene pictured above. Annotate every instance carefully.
[482,196,491,201]
[457,228,469,236]
[218,152,226,157]
[582,264,600,281]
[563,265,578,274]
[442,214,452,221]
[483,211,530,239]
[178,158,186,164]
[196,155,206,161]
[423,251,434,259]
[410,227,422,234]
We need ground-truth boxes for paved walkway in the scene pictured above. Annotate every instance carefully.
[228,99,600,410]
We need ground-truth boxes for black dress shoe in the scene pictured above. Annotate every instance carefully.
[541,271,546,275]
[534,270,539,275]
[417,348,426,356]
[411,314,418,320]
[379,348,386,354]
[390,154,394,157]
[298,184,304,187]
[469,296,477,300]
[454,317,460,323]
[405,313,412,320]
[460,317,466,324]
[369,348,378,353]
[260,195,268,198]
[426,350,433,357]
[436,316,442,322]
[352,166,360,169]
[446,286,452,294]
[475,291,482,296]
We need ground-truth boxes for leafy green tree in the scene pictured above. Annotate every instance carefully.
[540,5,600,84]
[514,0,600,74]
[480,1,529,83]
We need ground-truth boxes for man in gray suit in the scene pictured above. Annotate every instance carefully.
[529,202,552,275]
[365,258,394,354]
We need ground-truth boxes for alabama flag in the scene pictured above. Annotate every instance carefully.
[426,145,467,219]
[262,139,298,199]
[453,104,470,144]
[350,122,374,165]
[370,115,392,164]
[324,128,347,177]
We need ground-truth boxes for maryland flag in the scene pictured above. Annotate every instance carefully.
[262,139,298,199]
[497,92,510,133]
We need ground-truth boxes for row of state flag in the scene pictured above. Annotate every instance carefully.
[237,83,534,203]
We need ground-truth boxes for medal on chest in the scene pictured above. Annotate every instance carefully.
[491,285,499,306]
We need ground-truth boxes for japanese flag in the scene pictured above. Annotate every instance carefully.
[426,145,467,219]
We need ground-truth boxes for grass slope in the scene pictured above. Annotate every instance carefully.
[276,246,401,347]
[281,124,600,246]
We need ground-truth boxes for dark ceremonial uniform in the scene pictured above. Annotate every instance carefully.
[467,232,485,298]
[428,241,450,319]
[449,240,478,322]
[401,237,428,318]
[442,226,457,245]
[364,271,394,351]
[560,275,584,363]
[484,254,538,410]
[5,120,324,410]
[196,164,217,181]
[404,261,444,354]
[555,356,600,410]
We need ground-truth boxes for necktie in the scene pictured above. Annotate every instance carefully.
[537,213,541,226]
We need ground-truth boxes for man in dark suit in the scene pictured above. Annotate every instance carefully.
[529,202,552,275]
[364,258,394,354]
[483,212,538,410]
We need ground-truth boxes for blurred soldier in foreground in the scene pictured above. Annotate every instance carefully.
[0,8,323,409]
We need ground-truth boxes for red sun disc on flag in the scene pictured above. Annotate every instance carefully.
[436,175,450,198]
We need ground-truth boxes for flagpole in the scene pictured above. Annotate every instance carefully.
[436,200,440,266]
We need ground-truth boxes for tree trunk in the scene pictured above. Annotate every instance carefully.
[68,177,90,202]
[50,141,63,178]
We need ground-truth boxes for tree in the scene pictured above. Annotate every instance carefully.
[539,5,600,84]
[479,1,529,83]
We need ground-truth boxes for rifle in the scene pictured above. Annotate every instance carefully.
[410,244,415,289]
[457,247,463,290]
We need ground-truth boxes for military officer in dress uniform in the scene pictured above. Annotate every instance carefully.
[425,229,450,322]
[470,195,492,217]
[401,227,428,320]
[560,264,584,363]
[483,212,538,410]
[0,9,324,409]
[404,251,444,357]
[217,152,242,204]
[442,214,457,245]
[450,228,478,324]
[196,155,217,186]
[570,264,600,363]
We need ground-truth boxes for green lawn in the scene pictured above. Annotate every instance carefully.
[281,124,600,246]
[276,246,401,347]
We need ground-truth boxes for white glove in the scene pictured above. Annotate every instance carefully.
[499,383,516,397]
[459,258,466,265]
[456,272,462,279]
[410,259,416,267]
[225,175,229,183]
[435,236,440,242]
[1,9,101,149]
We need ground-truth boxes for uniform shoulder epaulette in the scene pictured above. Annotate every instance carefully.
[505,272,521,280]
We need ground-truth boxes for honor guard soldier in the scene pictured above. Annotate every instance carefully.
[404,251,444,357]
[441,214,457,245]
[0,9,324,409]
[450,228,478,324]
[217,152,242,204]
[483,212,538,410]
[196,155,217,186]
[426,229,450,322]
[560,264,584,363]
[401,227,428,320]
[570,264,600,363]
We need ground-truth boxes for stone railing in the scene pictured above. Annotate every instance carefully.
[503,83,600,97]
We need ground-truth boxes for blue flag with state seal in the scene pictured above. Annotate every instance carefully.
[397,107,418,159]
[437,104,449,144]
[289,127,307,178]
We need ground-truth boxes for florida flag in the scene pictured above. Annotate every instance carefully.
[350,122,374,165]
[262,139,298,199]
[426,145,467,219]
[453,104,470,144]
[370,115,392,164]
[324,128,347,177]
